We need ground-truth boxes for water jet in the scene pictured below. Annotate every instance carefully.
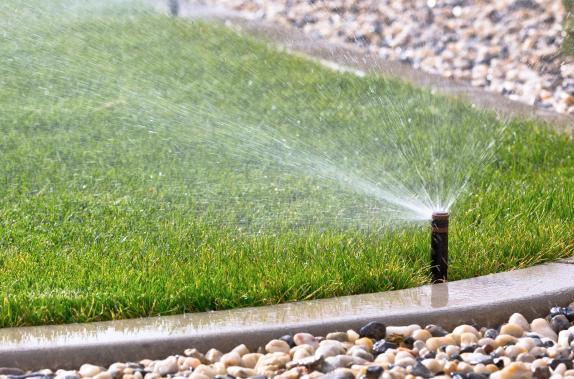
[431,212,449,283]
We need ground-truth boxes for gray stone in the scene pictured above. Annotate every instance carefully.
[359,322,386,341]
[411,362,433,379]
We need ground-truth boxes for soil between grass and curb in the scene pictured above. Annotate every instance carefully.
[173,1,574,134]
[1,258,574,371]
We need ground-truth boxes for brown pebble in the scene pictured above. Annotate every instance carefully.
[532,366,551,379]
[568,302,574,310]
[483,344,494,355]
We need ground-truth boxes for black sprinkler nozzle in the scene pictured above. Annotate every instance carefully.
[431,212,449,283]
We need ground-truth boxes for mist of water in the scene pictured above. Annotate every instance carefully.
[0,0,507,233]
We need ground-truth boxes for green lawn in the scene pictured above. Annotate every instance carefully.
[0,0,573,328]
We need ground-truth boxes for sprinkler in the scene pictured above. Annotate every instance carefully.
[431,212,449,283]
[169,0,179,16]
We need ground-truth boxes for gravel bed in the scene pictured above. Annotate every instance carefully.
[200,0,574,116]
[4,305,574,379]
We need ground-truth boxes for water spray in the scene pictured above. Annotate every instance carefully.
[431,212,449,283]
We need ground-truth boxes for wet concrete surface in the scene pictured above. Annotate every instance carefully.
[1,261,574,370]
[169,1,574,133]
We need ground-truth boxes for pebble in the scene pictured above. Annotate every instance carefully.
[532,319,559,341]
[267,340,292,355]
[426,336,456,352]
[359,322,387,341]
[550,316,572,334]
[533,367,553,379]
[412,330,432,342]
[327,333,349,343]
[79,364,101,378]
[510,314,531,332]
[426,325,449,338]
[295,334,320,349]
[372,340,396,356]
[205,349,223,365]
[501,324,525,338]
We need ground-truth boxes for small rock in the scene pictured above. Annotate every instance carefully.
[500,324,524,338]
[315,345,345,358]
[93,373,113,379]
[426,336,456,352]
[242,354,262,369]
[484,329,499,340]
[364,366,383,379]
[153,357,179,376]
[412,330,432,342]
[185,349,208,364]
[483,344,494,355]
[359,322,386,341]
[453,325,480,339]
[279,335,295,348]
[294,333,319,349]
[509,314,530,332]
[372,340,396,356]
[530,319,558,341]
[232,344,250,357]
[79,365,101,378]
[347,330,360,344]
[491,362,530,379]
[425,325,449,337]
[550,315,571,334]
[469,356,494,365]
[205,349,224,364]
[532,367,551,379]
[548,357,574,370]
[286,355,324,371]
[266,340,291,354]
[326,332,348,342]
[355,338,373,353]
[221,352,242,367]
[411,362,433,379]
[516,353,535,363]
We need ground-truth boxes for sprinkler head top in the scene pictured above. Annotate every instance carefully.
[431,212,449,233]
[431,212,450,220]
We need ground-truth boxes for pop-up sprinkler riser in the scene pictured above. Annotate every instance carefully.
[431,212,449,283]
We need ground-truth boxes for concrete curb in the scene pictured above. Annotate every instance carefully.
[1,260,573,370]
[173,1,573,133]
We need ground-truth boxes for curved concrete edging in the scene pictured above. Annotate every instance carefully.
[1,259,573,371]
